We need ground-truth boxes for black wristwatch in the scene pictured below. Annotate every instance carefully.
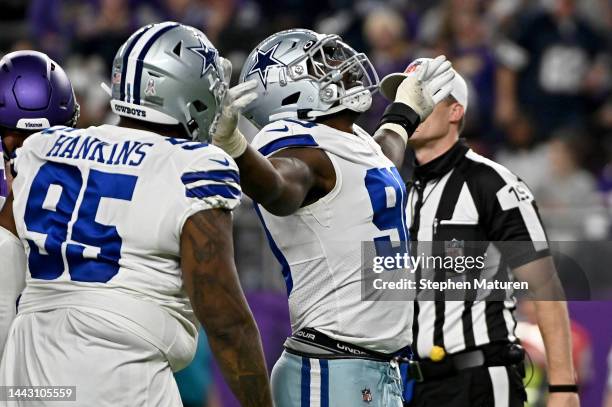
[548,384,579,393]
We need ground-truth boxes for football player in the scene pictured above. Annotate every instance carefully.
[211,29,455,406]
[0,50,79,354]
[0,23,272,407]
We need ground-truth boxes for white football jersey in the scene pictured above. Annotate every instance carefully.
[251,119,412,353]
[0,226,26,355]
[10,124,241,370]
[0,147,7,209]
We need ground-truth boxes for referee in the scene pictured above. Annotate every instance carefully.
[376,60,579,407]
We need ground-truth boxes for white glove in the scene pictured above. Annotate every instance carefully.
[211,57,258,158]
[395,55,455,121]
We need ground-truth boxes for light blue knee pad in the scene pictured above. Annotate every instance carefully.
[271,351,403,407]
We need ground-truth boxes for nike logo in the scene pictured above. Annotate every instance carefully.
[210,157,230,166]
[269,125,289,132]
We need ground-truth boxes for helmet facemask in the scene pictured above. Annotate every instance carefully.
[204,72,227,140]
[286,35,379,118]
[188,61,227,142]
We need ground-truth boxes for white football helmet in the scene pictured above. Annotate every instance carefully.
[109,22,226,141]
[239,29,379,129]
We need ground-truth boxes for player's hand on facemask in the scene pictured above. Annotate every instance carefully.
[211,57,257,158]
[395,55,455,121]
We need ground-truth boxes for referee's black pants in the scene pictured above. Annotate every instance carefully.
[408,364,527,407]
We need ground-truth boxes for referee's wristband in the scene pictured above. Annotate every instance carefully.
[548,384,578,393]
[377,102,421,142]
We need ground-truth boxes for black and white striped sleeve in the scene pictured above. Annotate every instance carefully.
[466,151,550,268]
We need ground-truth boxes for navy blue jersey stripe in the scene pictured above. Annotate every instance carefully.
[267,125,289,133]
[181,169,240,185]
[120,26,152,102]
[133,24,179,104]
[284,118,317,128]
[253,204,293,295]
[185,184,240,199]
[300,357,311,407]
[258,134,318,156]
[320,359,329,407]
[41,126,68,135]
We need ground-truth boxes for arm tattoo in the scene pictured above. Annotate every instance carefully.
[187,209,225,263]
[182,209,272,407]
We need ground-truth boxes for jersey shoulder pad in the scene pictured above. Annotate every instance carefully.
[11,127,66,175]
[251,119,320,157]
[178,143,241,213]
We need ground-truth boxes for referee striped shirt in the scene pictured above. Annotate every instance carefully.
[407,140,550,359]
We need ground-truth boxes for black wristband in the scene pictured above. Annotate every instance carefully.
[548,384,578,393]
[378,102,421,137]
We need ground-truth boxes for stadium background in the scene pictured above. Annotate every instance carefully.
[0,0,611,405]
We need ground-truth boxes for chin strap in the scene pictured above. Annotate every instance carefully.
[306,87,373,120]
[305,103,349,120]
[267,87,373,123]
[339,87,373,113]
[68,102,81,128]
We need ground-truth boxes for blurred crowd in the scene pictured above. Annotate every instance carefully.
[2,0,611,246]
[1,0,611,405]
[1,0,610,245]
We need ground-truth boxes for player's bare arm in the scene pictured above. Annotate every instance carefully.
[0,192,16,236]
[211,59,335,215]
[180,208,273,407]
[235,145,335,216]
[373,128,411,169]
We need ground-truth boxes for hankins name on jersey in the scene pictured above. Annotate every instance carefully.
[46,134,154,167]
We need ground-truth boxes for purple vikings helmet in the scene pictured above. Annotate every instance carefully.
[0,50,79,203]
[0,50,79,133]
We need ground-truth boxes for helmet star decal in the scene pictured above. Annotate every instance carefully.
[247,43,284,88]
[187,39,218,77]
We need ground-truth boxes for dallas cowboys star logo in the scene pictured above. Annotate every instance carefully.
[247,43,284,88]
[187,39,218,77]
